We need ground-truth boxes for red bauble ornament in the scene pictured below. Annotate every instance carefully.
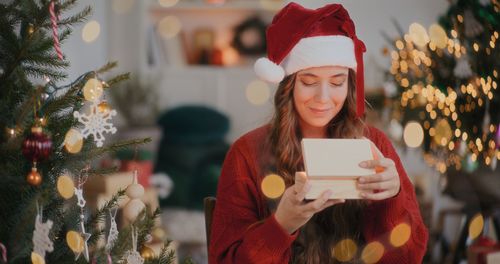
[22,126,52,162]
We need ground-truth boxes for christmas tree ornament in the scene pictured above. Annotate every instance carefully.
[27,167,43,186]
[98,100,111,116]
[453,56,473,79]
[105,208,119,252]
[433,119,453,146]
[123,227,144,264]
[140,246,155,260]
[49,1,63,60]
[63,128,83,154]
[73,101,117,147]
[123,170,146,222]
[464,9,484,38]
[152,227,166,241]
[408,23,429,47]
[22,126,52,162]
[57,174,75,199]
[83,78,104,102]
[150,173,173,199]
[32,205,54,261]
[71,168,91,261]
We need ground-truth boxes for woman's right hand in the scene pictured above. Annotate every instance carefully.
[274,171,345,234]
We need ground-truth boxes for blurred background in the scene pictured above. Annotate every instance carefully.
[61,0,499,263]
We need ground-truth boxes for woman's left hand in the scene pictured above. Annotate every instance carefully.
[357,158,401,200]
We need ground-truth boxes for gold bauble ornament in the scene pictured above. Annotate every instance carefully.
[66,230,84,253]
[83,78,103,102]
[140,246,155,259]
[97,100,111,115]
[27,167,42,186]
[63,128,83,154]
[31,252,45,264]
[57,174,75,199]
[433,119,453,146]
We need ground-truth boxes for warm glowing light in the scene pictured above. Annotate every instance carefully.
[361,241,385,264]
[404,122,424,148]
[158,16,182,39]
[469,214,484,240]
[246,80,270,105]
[82,20,100,43]
[390,223,411,247]
[409,23,429,47]
[429,24,448,49]
[261,174,285,199]
[332,239,357,262]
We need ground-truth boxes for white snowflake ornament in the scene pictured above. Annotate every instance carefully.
[123,227,144,264]
[74,101,117,147]
[32,213,54,258]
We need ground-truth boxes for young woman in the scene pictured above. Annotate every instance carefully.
[209,3,428,263]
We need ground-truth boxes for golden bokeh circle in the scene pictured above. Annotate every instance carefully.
[261,174,285,199]
[64,128,84,154]
[361,241,385,264]
[57,174,75,199]
[390,223,412,247]
[332,239,358,262]
[469,213,484,240]
[83,78,103,102]
[66,230,84,253]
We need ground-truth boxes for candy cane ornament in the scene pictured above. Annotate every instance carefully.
[49,1,63,60]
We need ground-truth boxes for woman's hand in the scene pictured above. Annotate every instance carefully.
[357,157,401,200]
[274,172,345,234]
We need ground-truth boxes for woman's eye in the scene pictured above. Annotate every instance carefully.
[301,81,317,86]
[331,82,344,87]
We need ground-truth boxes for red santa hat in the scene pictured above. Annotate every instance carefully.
[254,2,367,117]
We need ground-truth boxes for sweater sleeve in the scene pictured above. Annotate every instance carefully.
[208,140,297,264]
[363,128,428,263]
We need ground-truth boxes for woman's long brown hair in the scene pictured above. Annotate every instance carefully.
[267,69,368,263]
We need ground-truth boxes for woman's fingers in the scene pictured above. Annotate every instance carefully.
[294,171,309,203]
[302,190,332,212]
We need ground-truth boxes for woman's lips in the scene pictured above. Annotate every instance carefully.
[309,107,331,114]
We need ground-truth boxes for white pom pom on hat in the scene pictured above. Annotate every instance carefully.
[254,57,285,84]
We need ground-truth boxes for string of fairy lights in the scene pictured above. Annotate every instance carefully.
[386,5,499,174]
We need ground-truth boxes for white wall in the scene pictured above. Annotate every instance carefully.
[63,0,108,82]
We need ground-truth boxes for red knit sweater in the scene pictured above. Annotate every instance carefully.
[209,125,428,263]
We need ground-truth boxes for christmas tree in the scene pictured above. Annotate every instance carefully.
[0,1,175,263]
[384,0,499,174]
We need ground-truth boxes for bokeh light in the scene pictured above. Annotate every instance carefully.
[66,231,84,253]
[112,0,135,14]
[403,122,424,148]
[82,20,100,43]
[261,174,285,199]
[390,223,411,247]
[64,128,83,154]
[83,78,103,102]
[361,241,385,264]
[429,24,448,49]
[332,239,358,262]
[57,174,75,199]
[246,80,270,105]
[468,213,484,240]
[409,23,429,47]
[158,0,179,8]
[158,16,182,39]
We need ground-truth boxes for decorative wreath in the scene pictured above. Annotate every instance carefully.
[232,16,267,55]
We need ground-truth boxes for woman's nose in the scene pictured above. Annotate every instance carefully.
[314,82,329,103]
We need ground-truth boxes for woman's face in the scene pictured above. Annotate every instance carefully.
[293,66,349,135]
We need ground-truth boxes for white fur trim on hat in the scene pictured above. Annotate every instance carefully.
[254,57,285,83]
[281,36,356,75]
